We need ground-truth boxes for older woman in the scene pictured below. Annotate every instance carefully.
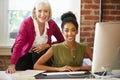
[6,0,64,74]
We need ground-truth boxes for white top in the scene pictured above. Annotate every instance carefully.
[33,19,49,46]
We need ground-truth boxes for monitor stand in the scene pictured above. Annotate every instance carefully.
[92,70,120,79]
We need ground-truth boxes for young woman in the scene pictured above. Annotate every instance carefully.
[6,0,64,74]
[34,11,93,72]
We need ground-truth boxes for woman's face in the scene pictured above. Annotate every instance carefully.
[62,22,78,42]
[35,3,50,23]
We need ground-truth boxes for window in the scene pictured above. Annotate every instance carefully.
[8,0,33,39]
[0,0,80,46]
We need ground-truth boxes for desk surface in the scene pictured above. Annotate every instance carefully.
[0,70,119,80]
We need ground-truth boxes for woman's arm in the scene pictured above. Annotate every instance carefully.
[34,47,57,71]
[34,47,93,72]
[34,47,73,72]
[11,20,28,65]
[49,20,65,45]
[86,47,93,61]
[65,66,91,71]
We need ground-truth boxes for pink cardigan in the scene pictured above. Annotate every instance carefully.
[11,17,64,64]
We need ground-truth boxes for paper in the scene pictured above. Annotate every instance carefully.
[12,70,45,77]
[43,71,86,76]
[0,70,45,80]
[83,58,92,66]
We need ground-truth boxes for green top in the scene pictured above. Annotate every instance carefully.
[51,42,86,67]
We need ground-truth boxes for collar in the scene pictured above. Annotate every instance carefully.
[33,19,49,29]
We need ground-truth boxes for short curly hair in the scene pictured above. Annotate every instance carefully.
[31,0,52,20]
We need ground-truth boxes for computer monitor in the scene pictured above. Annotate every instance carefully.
[92,22,120,73]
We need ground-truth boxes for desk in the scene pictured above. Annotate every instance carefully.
[0,70,119,80]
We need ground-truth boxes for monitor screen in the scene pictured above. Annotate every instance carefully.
[92,22,120,73]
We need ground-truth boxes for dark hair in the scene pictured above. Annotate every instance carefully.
[61,11,78,30]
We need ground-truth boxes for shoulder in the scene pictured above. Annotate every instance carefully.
[52,42,64,50]
[48,19,57,27]
[20,16,34,28]
[22,16,33,25]
[19,16,34,31]
[76,42,87,50]
[52,42,64,47]
[48,19,56,23]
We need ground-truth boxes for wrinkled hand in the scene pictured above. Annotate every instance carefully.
[5,64,16,74]
[32,44,47,53]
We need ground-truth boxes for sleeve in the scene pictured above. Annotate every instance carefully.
[10,20,28,65]
[50,20,65,45]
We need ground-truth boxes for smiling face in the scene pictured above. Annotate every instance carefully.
[35,3,50,23]
[62,22,78,42]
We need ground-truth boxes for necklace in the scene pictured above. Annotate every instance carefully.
[64,42,76,58]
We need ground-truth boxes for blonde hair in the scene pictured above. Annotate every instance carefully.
[32,0,52,20]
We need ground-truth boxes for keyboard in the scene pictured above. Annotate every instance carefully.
[34,71,92,79]
[42,71,86,76]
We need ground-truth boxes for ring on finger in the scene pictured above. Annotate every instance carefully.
[37,50,40,53]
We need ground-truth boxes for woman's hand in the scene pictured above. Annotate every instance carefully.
[32,43,50,53]
[57,65,91,72]
[5,64,16,74]
[57,65,75,72]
